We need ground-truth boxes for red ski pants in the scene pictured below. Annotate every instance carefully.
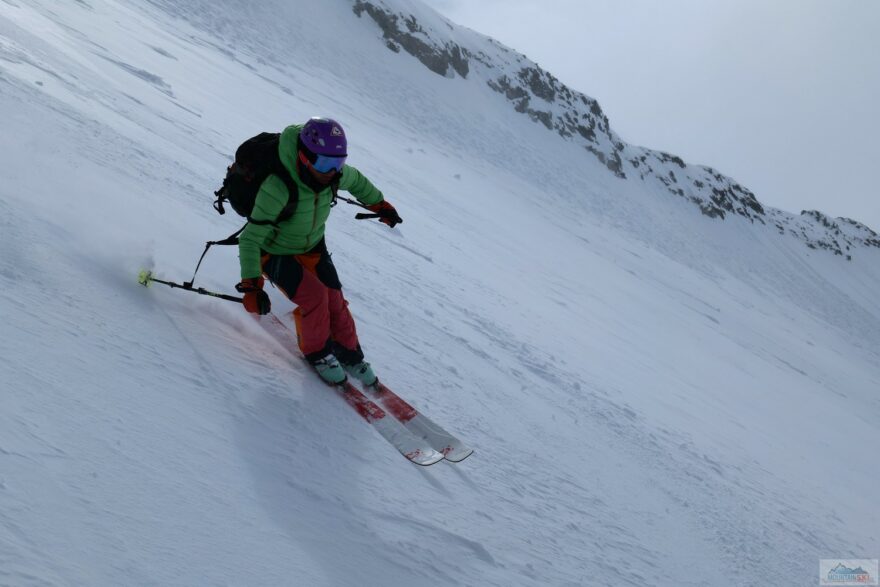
[261,241,362,364]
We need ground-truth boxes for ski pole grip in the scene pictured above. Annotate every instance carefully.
[355,213,382,220]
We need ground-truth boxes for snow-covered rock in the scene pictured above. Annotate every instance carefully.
[353,0,876,257]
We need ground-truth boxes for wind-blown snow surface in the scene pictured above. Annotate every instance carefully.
[0,1,878,585]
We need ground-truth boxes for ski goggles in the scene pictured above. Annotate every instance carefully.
[311,154,347,174]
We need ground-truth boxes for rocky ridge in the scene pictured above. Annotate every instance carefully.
[353,0,878,258]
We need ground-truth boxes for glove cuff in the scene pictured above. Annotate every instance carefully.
[368,200,392,211]
[236,277,264,293]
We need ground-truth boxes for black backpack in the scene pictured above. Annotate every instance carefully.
[213,132,299,225]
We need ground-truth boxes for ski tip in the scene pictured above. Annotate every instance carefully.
[443,448,474,463]
[137,269,153,287]
[409,449,445,466]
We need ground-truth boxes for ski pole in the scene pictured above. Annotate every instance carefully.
[334,195,386,221]
[335,194,371,210]
[138,270,243,304]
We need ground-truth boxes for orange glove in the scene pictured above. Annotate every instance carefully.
[236,277,271,315]
[367,200,402,228]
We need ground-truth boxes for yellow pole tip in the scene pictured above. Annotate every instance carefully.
[137,269,153,287]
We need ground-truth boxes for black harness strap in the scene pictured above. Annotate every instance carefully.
[184,224,247,288]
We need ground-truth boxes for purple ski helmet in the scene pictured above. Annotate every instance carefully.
[300,117,347,157]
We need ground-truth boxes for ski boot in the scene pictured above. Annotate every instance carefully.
[342,360,378,387]
[311,353,346,385]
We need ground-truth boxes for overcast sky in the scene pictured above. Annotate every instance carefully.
[429,0,880,229]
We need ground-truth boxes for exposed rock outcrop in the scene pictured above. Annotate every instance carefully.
[353,0,877,259]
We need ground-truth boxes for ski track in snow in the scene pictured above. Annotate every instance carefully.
[1,1,878,586]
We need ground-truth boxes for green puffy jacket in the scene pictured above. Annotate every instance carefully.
[238,124,384,278]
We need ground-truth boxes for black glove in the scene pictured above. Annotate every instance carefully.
[236,277,271,315]
[367,200,402,228]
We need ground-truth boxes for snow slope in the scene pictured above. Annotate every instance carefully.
[0,1,877,585]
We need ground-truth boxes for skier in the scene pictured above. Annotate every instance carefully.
[235,117,402,386]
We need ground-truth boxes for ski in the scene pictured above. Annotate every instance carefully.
[257,313,442,466]
[139,271,453,466]
[329,379,444,466]
[365,381,474,463]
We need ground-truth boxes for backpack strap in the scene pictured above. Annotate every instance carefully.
[275,164,300,223]
[184,223,248,288]
[329,175,341,207]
